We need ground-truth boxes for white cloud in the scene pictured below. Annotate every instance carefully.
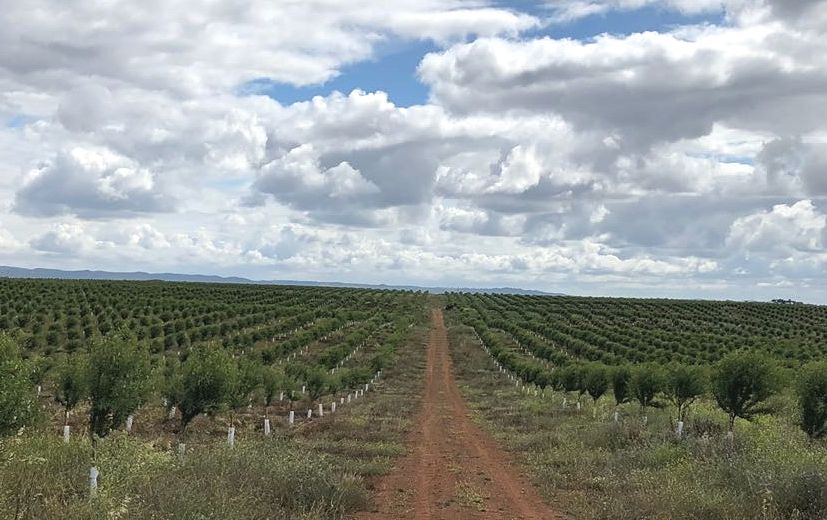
[0,0,826,300]
[30,222,98,254]
[419,18,827,147]
[543,0,726,22]
[727,199,826,253]
[14,147,172,218]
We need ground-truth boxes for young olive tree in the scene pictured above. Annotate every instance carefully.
[797,360,827,439]
[0,335,36,437]
[158,356,183,418]
[87,329,153,438]
[631,364,664,411]
[261,366,284,420]
[665,364,707,422]
[557,364,585,404]
[226,358,261,427]
[711,351,780,433]
[305,368,331,402]
[611,365,632,406]
[584,364,610,404]
[28,354,51,396]
[179,345,235,434]
[54,355,88,427]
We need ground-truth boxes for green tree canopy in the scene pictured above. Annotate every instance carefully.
[87,329,152,438]
[54,354,88,424]
[665,364,707,421]
[711,351,780,432]
[584,364,610,403]
[611,365,632,406]
[797,361,827,439]
[0,335,36,436]
[631,364,664,410]
[179,345,236,432]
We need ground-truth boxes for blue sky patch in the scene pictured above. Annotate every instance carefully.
[6,114,36,128]
[240,40,437,108]
[240,3,724,108]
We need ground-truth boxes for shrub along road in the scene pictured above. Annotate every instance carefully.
[358,307,561,519]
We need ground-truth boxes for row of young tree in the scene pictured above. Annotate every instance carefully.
[0,324,390,441]
[0,278,425,357]
[456,292,827,365]
[473,323,827,439]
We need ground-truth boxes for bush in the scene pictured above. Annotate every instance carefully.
[0,335,36,436]
[797,361,827,439]
[711,351,780,432]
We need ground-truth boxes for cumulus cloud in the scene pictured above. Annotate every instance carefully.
[30,222,98,254]
[419,19,827,148]
[14,147,173,218]
[1,0,827,300]
[0,0,538,99]
[727,200,826,253]
[254,144,380,219]
[758,138,827,196]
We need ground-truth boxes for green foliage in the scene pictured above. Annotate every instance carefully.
[87,329,152,438]
[261,366,284,413]
[179,344,235,431]
[664,364,707,421]
[226,357,262,422]
[557,364,585,394]
[711,351,780,431]
[53,354,88,422]
[444,292,827,367]
[339,366,373,389]
[158,355,183,413]
[611,365,632,405]
[797,361,827,439]
[28,354,51,386]
[305,368,332,401]
[584,363,609,402]
[631,363,664,409]
[0,335,36,436]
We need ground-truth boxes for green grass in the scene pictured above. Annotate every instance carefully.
[448,324,827,520]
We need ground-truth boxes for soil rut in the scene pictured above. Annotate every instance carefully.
[357,308,562,519]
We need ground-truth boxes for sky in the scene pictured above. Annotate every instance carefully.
[1,0,826,302]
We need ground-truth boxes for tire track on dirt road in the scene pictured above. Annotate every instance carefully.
[357,307,563,519]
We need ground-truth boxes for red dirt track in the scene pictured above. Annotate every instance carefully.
[357,308,563,519]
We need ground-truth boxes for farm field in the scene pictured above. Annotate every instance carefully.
[0,279,429,519]
[444,293,827,519]
[3,281,827,519]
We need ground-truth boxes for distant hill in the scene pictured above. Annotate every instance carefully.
[0,265,559,296]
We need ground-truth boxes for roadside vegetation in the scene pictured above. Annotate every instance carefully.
[445,293,827,520]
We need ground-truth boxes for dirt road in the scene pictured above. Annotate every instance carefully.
[357,308,562,519]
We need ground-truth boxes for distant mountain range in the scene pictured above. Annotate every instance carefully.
[0,265,558,296]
